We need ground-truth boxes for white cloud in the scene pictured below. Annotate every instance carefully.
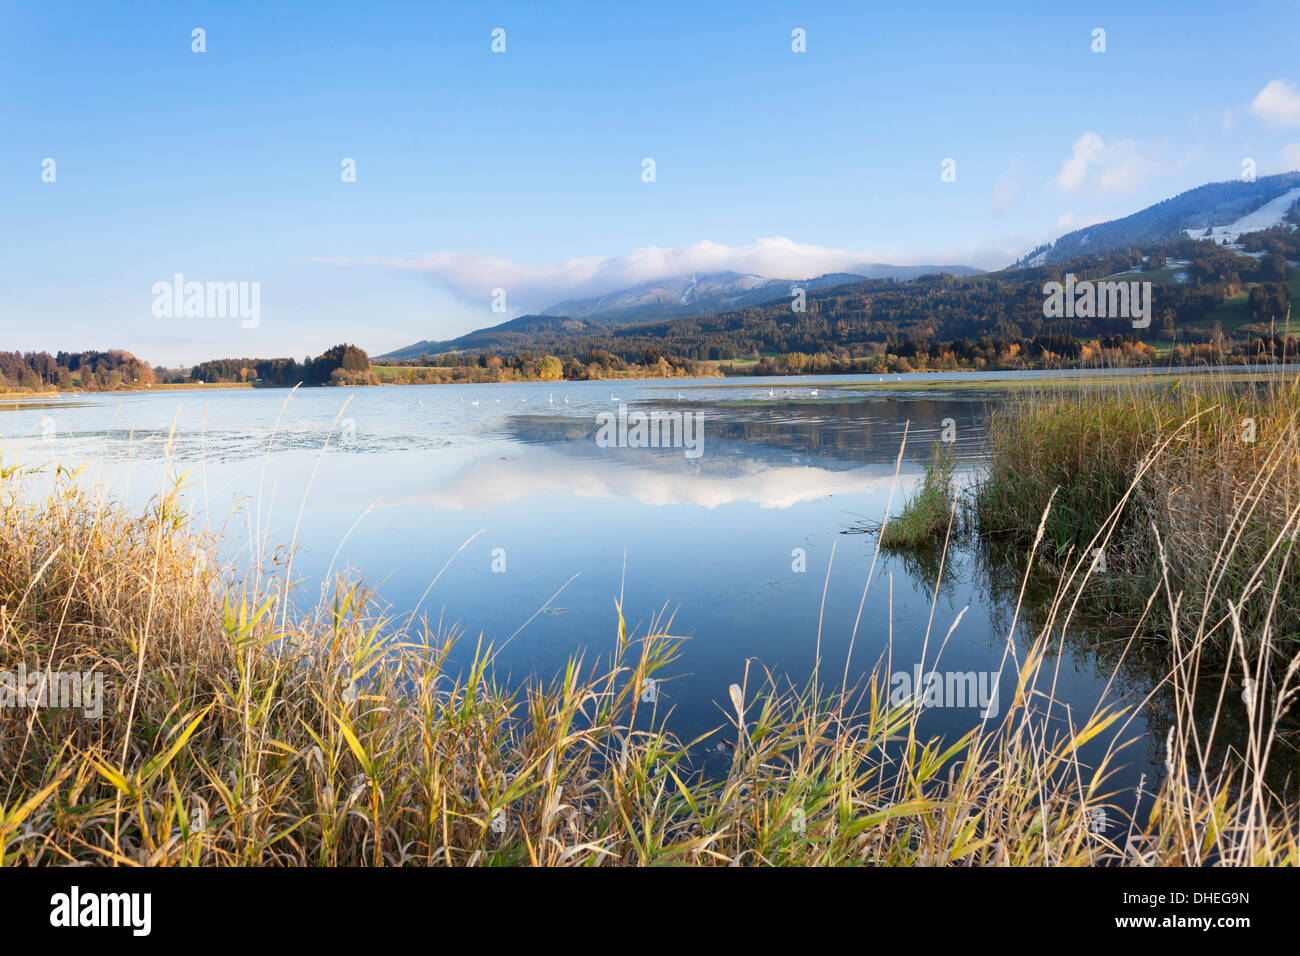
[1056,132,1159,195]
[1250,79,1300,127]
[1283,144,1300,170]
[1057,132,1106,191]
[309,237,985,311]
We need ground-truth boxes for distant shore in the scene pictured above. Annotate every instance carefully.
[4,357,1297,401]
[0,381,254,402]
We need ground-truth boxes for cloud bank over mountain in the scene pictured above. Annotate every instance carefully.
[310,237,984,313]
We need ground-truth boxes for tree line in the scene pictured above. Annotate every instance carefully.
[175,344,376,387]
[0,350,154,391]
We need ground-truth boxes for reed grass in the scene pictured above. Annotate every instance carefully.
[972,371,1300,664]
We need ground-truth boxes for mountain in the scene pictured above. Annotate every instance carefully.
[379,314,606,360]
[380,265,981,359]
[540,272,776,324]
[380,200,1300,369]
[539,266,982,325]
[378,174,1300,363]
[1014,171,1300,266]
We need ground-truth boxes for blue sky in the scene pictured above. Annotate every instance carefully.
[3,0,1300,365]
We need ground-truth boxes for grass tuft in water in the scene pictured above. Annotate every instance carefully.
[880,443,961,548]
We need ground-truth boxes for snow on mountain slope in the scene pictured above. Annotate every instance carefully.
[1182,186,1300,244]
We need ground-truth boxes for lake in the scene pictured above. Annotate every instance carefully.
[2,370,1195,797]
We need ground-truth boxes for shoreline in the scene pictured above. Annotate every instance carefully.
[0,381,254,403]
[5,359,1298,402]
